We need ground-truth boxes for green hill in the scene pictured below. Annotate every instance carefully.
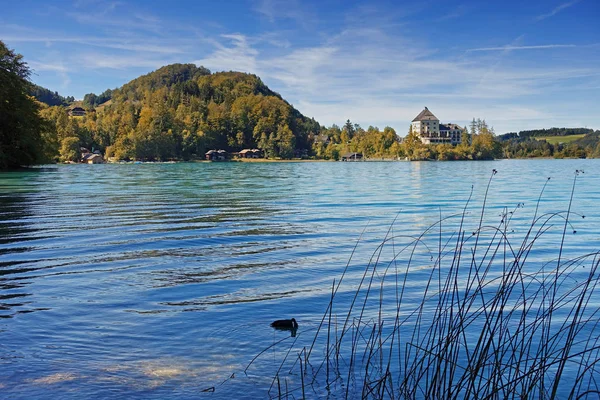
[43,63,321,161]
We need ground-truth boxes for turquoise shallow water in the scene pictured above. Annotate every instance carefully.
[0,159,599,398]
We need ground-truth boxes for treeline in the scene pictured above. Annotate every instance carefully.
[29,84,73,106]
[402,125,502,161]
[1,41,49,168]
[311,120,402,159]
[498,127,594,140]
[501,132,600,159]
[41,63,321,161]
[312,120,502,161]
[82,89,113,108]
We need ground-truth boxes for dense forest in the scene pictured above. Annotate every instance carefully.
[29,84,73,106]
[40,63,324,161]
[2,39,599,168]
[0,40,49,168]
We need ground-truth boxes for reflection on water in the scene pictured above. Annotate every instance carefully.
[0,160,599,398]
[0,174,42,319]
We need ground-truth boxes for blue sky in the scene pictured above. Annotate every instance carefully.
[2,0,599,133]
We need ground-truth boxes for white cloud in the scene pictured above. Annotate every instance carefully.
[190,27,599,133]
[435,4,471,22]
[29,60,71,88]
[254,0,312,25]
[3,35,188,54]
[467,44,577,52]
[7,0,597,132]
[78,53,174,70]
[535,0,581,21]
[29,61,69,73]
[194,34,259,74]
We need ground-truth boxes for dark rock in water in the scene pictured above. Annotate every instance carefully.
[270,318,298,330]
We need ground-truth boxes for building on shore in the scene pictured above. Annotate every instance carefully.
[237,149,263,159]
[80,148,104,164]
[341,152,363,161]
[205,150,228,161]
[81,152,104,164]
[411,107,463,145]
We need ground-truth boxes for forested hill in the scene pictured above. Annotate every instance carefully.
[42,63,321,161]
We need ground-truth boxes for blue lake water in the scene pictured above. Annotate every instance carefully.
[1,159,599,399]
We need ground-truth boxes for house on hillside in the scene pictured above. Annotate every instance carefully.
[68,106,87,117]
[314,134,330,146]
[411,107,463,145]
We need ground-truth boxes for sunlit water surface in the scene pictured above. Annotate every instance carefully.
[0,160,599,399]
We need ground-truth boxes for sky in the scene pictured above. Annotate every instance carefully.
[2,0,599,134]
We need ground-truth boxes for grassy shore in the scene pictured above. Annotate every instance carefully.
[535,134,586,144]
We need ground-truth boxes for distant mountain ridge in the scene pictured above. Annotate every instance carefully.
[30,84,72,106]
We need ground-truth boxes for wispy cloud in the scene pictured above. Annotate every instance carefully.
[467,44,578,52]
[254,0,317,29]
[6,0,596,132]
[535,0,581,21]
[29,60,71,87]
[192,24,598,132]
[64,1,165,33]
[29,60,69,73]
[3,34,188,54]
[78,53,175,70]
[435,4,471,22]
[195,34,259,74]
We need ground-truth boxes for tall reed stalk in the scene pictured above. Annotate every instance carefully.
[259,170,599,399]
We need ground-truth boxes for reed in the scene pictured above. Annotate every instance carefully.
[262,169,600,399]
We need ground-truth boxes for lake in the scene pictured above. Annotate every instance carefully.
[1,159,599,399]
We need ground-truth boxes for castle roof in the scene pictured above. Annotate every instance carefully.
[412,107,439,122]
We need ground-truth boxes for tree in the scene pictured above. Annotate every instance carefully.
[470,118,477,136]
[59,137,80,162]
[461,126,471,145]
[325,141,339,160]
[343,119,355,140]
[402,125,422,160]
[471,127,501,160]
[0,40,46,168]
[276,124,295,158]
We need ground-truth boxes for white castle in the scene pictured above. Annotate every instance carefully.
[411,107,463,145]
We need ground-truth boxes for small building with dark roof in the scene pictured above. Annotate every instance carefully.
[82,153,104,164]
[68,106,87,117]
[205,150,228,161]
[238,149,263,159]
[341,152,363,161]
[314,134,330,145]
